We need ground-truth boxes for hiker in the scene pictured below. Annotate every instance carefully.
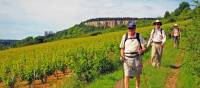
[147,20,166,67]
[120,22,146,88]
[171,24,181,48]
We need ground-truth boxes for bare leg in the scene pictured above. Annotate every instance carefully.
[136,75,140,88]
[124,76,130,88]
[174,37,176,48]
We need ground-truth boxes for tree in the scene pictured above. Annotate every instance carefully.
[34,36,45,43]
[168,17,176,22]
[164,11,170,18]
[15,36,34,46]
[174,2,191,16]
[193,0,200,8]
[179,2,190,10]
[179,8,192,20]
[24,36,34,42]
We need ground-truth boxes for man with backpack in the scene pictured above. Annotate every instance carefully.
[171,24,181,48]
[120,22,146,88]
[147,20,166,67]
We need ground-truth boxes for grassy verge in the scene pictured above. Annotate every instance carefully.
[177,39,198,88]
[46,20,190,88]
[177,68,197,88]
[87,39,182,88]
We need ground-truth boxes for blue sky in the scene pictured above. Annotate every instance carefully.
[0,0,193,40]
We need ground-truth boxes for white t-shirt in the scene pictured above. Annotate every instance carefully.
[120,33,146,54]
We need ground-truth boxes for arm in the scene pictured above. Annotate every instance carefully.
[140,44,147,54]
[119,34,126,57]
[120,48,125,57]
[138,37,147,67]
[139,35,147,54]
[161,30,166,46]
[147,30,154,48]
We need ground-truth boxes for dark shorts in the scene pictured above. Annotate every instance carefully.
[173,36,179,42]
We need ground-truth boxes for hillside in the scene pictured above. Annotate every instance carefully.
[0,40,18,50]
[3,1,195,50]
[0,20,191,88]
[10,17,156,50]
[0,1,200,88]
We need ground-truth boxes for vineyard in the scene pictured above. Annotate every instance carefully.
[0,1,200,88]
[0,30,121,87]
[0,20,192,88]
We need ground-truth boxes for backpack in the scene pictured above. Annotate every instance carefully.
[124,32,142,49]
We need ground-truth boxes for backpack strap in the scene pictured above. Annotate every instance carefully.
[123,32,128,48]
[153,28,163,35]
[153,28,163,34]
[136,33,142,49]
[124,32,142,49]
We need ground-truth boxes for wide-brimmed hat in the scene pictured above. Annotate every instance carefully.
[128,22,136,29]
[173,24,178,27]
[153,20,162,25]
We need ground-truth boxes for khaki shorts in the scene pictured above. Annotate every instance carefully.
[123,56,142,78]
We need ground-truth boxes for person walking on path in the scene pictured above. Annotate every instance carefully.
[120,22,146,88]
[147,20,166,67]
[171,24,181,48]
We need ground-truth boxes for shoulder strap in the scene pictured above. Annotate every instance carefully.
[136,33,142,49]
[124,32,142,49]
[123,33,128,47]
[153,28,163,34]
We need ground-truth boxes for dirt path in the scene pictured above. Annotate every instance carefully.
[114,48,185,88]
[165,49,185,88]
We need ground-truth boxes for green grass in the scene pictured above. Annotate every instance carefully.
[175,18,200,88]
[177,69,197,88]
[87,39,181,88]
[176,38,198,88]
[138,39,181,88]
[87,70,123,88]
[0,20,190,88]
[86,50,151,88]
[53,20,191,88]
[86,20,192,88]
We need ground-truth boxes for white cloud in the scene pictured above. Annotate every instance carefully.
[0,0,190,39]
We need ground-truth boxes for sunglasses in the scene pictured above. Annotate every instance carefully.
[154,23,161,25]
[128,27,136,30]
